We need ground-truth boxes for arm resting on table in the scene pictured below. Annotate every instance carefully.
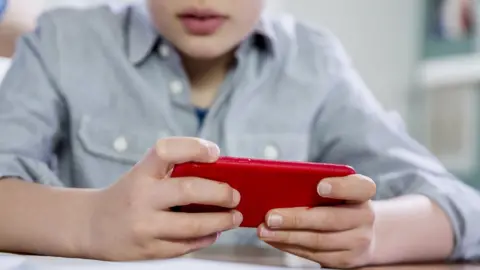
[0,178,98,257]
[0,10,99,259]
[311,33,480,264]
[371,195,454,265]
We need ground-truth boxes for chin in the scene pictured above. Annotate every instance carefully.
[176,40,234,60]
[182,47,229,60]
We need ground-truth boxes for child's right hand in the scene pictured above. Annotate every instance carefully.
[84,137,242,261]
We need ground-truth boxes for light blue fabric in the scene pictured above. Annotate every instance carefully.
[0,2,479,261]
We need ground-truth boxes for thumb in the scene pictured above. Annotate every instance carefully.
[132,137,220,179]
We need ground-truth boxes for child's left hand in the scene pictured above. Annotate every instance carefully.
[257,175,377,269]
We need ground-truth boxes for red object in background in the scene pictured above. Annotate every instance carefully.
[438,0,476,39]
[170,157,356,228]
[460,0,474,33]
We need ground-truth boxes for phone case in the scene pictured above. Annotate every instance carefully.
[170,156,356,228]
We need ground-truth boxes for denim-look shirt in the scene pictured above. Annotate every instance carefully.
[0,3,479,260]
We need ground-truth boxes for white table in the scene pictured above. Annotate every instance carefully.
[1,245,478,270]
[0,252,294,270]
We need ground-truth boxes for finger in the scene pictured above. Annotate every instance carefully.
[154,211,243,239]
[258,224,372,252]
[317,174,376,202]
[143,233,219,260]
[265,204,374,231]
[270,244,359,269]
[132,137,220,179]
[157,177,241,209]
[167,233,219,257]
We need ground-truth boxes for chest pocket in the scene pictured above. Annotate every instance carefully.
[226,133,311,162]
[78,116,161,165]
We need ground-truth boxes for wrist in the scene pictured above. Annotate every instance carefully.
[61,187,103,259]
[368,200,390,265]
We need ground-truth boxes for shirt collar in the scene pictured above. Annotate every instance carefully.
[127,4,277,65]
[126,4,159,65]
[253,13,277,55]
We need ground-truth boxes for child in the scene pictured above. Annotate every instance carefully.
[0,0,478,268]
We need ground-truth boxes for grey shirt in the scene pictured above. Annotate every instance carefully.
[0,3,479,261]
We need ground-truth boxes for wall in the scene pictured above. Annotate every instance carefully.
[268,0,423,119]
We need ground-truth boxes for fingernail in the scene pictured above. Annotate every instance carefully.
[267,214,283,228]
[233,211,243,227]
[317,181,332,196]
[233,190,241,206]
[260,226,275,238]
[208,144,220,157]
[199,139,220,159]
[216,232,222,241]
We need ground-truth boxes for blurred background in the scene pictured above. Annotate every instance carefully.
[1,0,480,188]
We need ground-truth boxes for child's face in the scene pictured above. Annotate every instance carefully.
[148,0,265,59]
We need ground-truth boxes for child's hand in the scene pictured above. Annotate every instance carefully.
[258,175,376,269]
[85,137,242,261]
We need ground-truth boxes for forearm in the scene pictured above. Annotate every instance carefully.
[371,195,454,265]
[0,178,99,257]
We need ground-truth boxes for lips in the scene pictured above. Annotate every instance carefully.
[178,8,228,36]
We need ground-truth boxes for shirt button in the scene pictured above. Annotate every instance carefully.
[113,136,128,153]
[264,145,279,159]
[170,80,184,95]
[159,44,170,58]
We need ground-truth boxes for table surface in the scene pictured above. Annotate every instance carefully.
[0,246,478,270]
[190,246,480,269]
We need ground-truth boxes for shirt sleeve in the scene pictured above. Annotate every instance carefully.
[313,35,480,262]
[0,13,66,187]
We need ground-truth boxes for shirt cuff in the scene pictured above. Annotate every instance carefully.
[0,154,64,187]
[410,177,479,262]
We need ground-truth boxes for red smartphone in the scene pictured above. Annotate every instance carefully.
[170,156,356,228]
